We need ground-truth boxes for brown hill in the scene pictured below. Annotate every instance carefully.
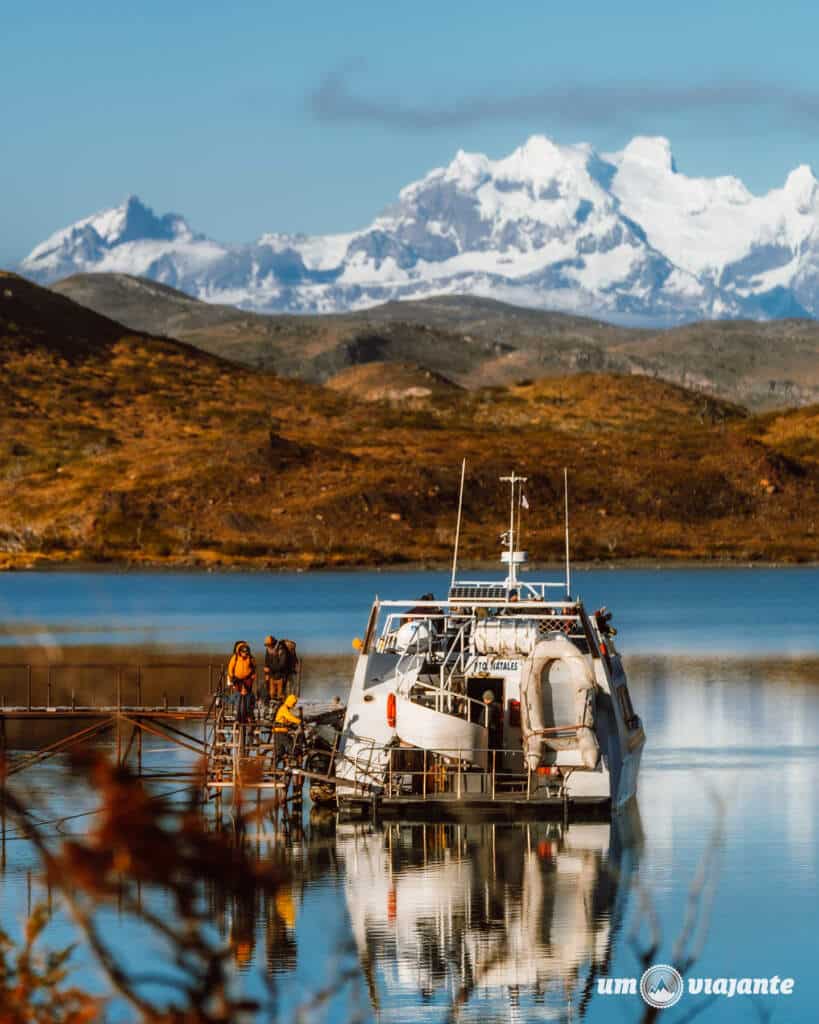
[2,273,818,567]
[753,404,819,466]
[327,362,461,403]
[1,269,134,357]
[51,272,819,410]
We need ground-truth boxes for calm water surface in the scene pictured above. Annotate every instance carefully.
[0,570,816,1021]
[1,566,818,655]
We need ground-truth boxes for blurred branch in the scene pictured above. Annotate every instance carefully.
[672,788,725,973]
[0,749,288,1022]
[0,902,102,1023]
[627,784,726,1023]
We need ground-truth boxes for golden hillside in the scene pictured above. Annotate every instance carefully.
[1,273,817,567]
[326,362,461,403]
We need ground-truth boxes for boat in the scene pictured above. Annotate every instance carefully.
[334,468,645,817]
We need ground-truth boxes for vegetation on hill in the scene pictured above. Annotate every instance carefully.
[2,272,818,568]
[326,362,461,403]
[53,272,819,411]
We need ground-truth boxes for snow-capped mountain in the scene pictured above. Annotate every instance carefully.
[19,136,819,323]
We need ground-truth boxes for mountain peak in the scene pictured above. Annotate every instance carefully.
[784,164,818,210]
[620,136,676,173]
[17,133,819,323]
[95,195,190,246]
[88,195,149,244]
[443,148,491,189]
[20,195,200,283]
[497,134,592,184]
[516,133,564,163]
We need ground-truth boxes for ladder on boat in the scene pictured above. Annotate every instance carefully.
[205,701,296,796]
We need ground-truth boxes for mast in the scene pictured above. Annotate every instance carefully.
[450,458,467,588]
[564,466,571,597]
[500,472,527,590]
[508,473,516,581]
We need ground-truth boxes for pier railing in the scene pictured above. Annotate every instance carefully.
[0,662,223,711]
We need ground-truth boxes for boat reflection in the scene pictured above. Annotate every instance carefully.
[0,796,641,1020]
[336,812,642,1019]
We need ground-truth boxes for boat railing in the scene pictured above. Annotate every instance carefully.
[402,677,490,725]
[380,610,593,690]
[440,620,468,691]
[377,598,581,612]
[376,609,588,656]
[336,734,392,792]
[384,746,561,802]
[376,612,440,656]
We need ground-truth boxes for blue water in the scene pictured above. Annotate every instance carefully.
[0,571,817,1021]
[1,567,818,655]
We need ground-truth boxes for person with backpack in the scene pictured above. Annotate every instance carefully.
[228,641,257,692]
[263,636,299,703]
[225,642,257,748]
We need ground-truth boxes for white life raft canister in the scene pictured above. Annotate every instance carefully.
[519,634,601,772]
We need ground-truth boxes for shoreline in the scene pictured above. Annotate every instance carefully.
[2,557,819,574]
[0,645,817,665]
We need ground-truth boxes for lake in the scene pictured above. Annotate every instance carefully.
[1,566,818,655]
[0,569,817,1021]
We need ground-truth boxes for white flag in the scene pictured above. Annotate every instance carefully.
[521,494,530,510]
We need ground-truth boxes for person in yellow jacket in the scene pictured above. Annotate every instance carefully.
[274,693,302,733]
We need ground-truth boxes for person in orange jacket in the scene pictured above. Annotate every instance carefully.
[226,641,257,724]
[227,641,256,690]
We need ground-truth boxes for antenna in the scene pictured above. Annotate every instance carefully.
[450,458,467,588]
[564,466,571,597]
[500,472,527,590]
[517,476,524,556]
[508,474,516,582]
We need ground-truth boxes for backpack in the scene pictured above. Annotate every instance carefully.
[280,639,299,672]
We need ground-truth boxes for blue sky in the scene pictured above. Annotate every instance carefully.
[3,0,819,266]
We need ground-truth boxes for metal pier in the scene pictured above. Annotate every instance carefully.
[0,698,354,805]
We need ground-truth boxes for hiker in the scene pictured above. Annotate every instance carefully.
[274,693,302,733]
[226,642,257,736]
[264,636,299,702]
[227,641,257,693]
[272,693,304,767]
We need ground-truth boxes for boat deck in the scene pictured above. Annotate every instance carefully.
[341,793,611,821]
